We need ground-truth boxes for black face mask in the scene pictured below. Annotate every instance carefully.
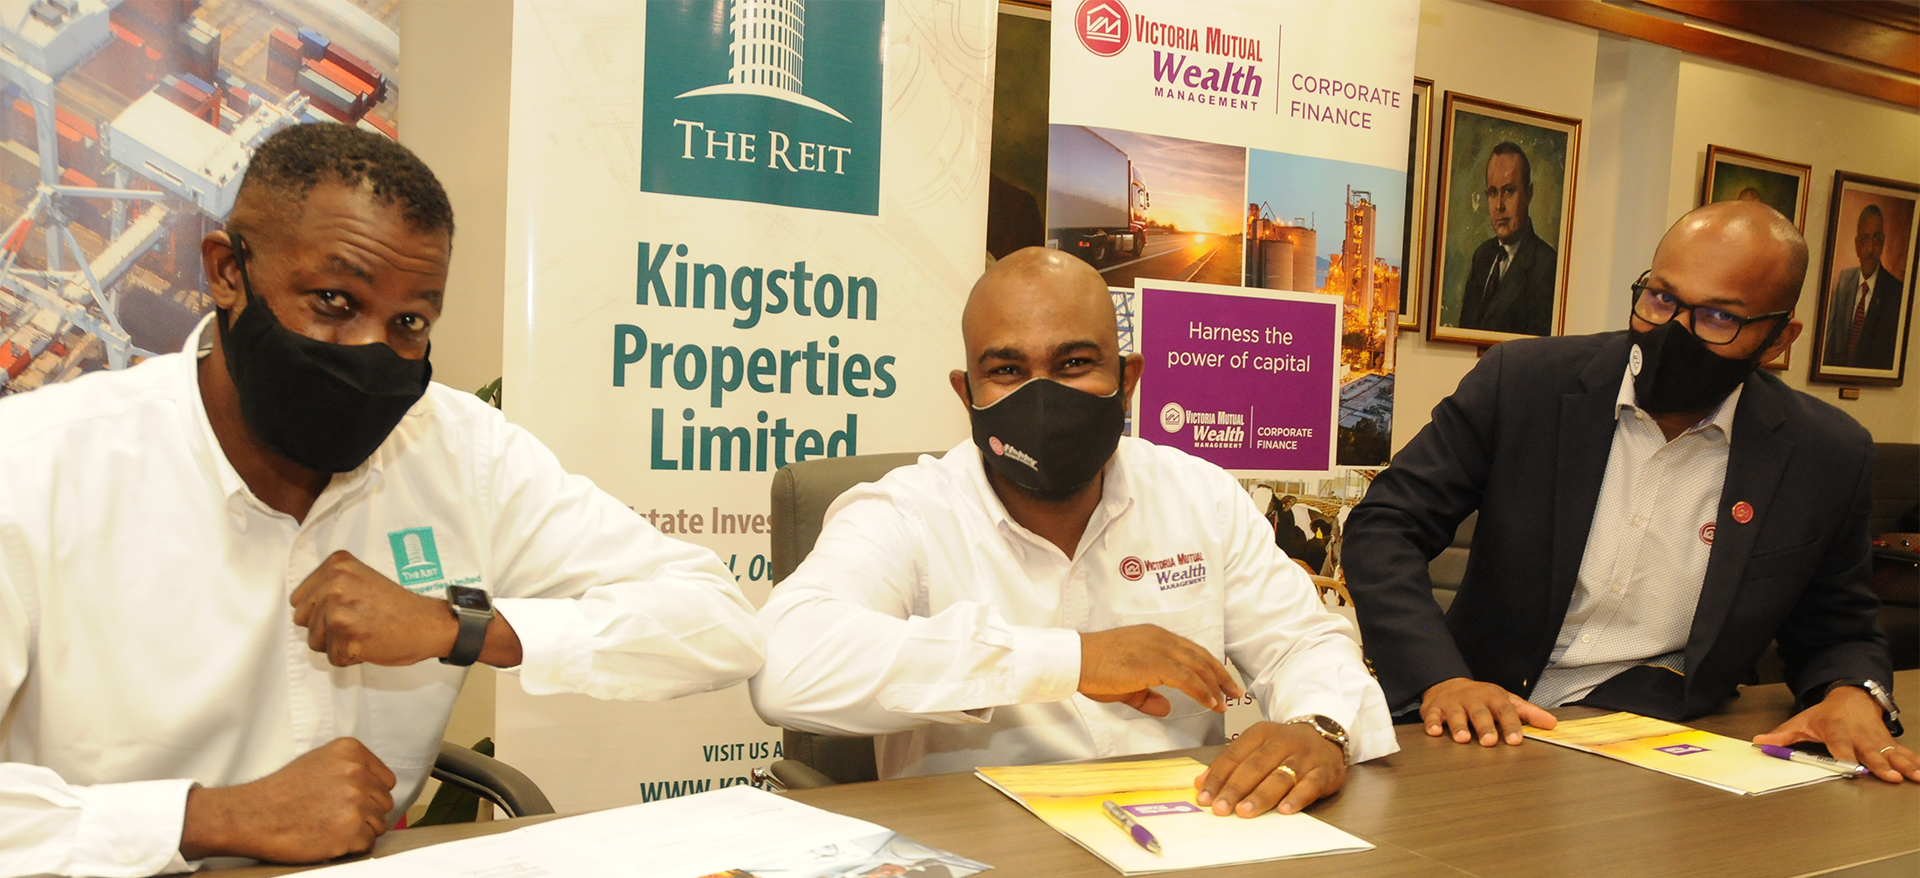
[218,233,432,473]
[967,369,1126,502]
[1627,319,1770,415]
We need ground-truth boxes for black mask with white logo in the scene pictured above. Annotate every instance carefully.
[218,233,432,473]
[967,370,1125,502]
[1627,320,1769,415]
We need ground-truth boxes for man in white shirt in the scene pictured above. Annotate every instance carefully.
[751,248,1395,820]
[0,124,764,876]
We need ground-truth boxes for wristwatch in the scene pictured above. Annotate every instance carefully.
[1282,714,1352,764]
[440,585,494,667]
[1828,678,1903,737]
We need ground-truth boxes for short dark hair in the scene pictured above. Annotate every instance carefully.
[1859,203,1885,228]
[235,122,453,236]
[1488,141,1532,191]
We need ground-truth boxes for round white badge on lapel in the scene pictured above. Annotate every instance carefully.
[1629,344,1644,376]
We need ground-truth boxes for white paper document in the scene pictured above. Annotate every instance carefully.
[298,786,989,878]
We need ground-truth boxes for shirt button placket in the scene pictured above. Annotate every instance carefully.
[286,527,325,753]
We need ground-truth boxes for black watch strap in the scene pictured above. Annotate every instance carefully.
[440,586,493,667]
[1829,678,1903,737]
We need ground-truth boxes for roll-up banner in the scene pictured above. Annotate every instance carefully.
[499,0,995,811]
[1043,0,1419,733]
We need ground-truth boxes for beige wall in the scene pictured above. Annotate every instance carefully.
[1396,0,1920,450]
[401,0,513,400]
[396,0,516,800]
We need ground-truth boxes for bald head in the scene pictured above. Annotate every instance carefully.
[1634,200,1806,365]
[963,247,1117,355]
[951,246,1138,409]
[1654,200,1808,312]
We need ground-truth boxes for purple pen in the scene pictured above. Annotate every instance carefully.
[1754,744,1868,777]
[1101,799,1164,855]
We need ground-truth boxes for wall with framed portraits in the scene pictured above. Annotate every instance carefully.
[1668,56,1919,443]
[1392,0,1603,450]
[1385,0,1918,450]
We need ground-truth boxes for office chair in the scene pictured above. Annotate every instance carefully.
[427,739,555,819]
[760,451,937,791]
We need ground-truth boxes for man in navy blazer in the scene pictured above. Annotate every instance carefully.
[1820,204,1906,370]
[1346,201,1916,784]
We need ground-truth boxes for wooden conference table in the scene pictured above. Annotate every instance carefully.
[214,671,1918,878]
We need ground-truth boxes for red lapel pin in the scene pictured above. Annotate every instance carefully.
[1731,501,1754,524]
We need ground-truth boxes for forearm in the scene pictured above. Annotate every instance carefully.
[753,592,1080,736]
[0,766,194,878]
[496,573,764,701]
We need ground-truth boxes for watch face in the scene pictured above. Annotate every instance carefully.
[448,586,491,611]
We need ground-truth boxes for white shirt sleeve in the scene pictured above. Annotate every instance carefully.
[481,419,765,702]
[750,490,1082,736]
[1215,475,1399,763]
[0,507,195,878]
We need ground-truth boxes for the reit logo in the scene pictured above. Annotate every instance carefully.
[1076,0,1131,57]
[1119,556,1145,581]
[641,0,884,215]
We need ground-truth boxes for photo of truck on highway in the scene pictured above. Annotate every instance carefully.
[1045,124,1150,266]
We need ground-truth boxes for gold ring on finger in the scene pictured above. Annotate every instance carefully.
[1272,764,1298,784]
[1880,746,1897,754]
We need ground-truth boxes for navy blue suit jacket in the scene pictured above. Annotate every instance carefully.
[1345,332,1889,719]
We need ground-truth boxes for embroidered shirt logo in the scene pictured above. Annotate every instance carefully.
[387,527,444,587]
[1125,551,1207,591]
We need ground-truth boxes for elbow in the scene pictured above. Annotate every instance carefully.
[748,667,859,736]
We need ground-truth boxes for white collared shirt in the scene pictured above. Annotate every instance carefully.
[0,318,764,877]
[1530,369,1741,707]
[750,438,1395,779]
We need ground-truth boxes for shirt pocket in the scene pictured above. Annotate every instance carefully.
[1124,602,1226,720]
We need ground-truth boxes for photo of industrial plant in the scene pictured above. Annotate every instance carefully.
[1244,148,1408,467]
[1044,123,1245,289]
[0,0,399,396]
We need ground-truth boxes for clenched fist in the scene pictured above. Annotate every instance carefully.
[290,551,461,666]
[180,738,397,864]
[1079,624,1242,716]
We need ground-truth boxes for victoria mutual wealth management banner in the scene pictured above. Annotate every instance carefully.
[1048,0,1418,473]
[499,0,995,812]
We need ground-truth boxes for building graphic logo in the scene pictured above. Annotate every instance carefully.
[1076,0,1131,57]
[674,0,849,122]
[642,0,884,215]
[387,526,444,588]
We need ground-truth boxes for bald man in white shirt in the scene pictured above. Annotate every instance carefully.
[0,124,763,876]
[752,248,1394,820]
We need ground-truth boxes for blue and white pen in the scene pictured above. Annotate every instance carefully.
[1753,744,1869,778]
[1101,799,1163,855]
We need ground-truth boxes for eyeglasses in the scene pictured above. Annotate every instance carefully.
[1629,273,1791,346]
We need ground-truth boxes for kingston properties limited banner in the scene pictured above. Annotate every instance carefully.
[498,0,994,811]
[1047,0,1418,470]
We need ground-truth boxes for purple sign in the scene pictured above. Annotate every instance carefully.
[1653,744,1709,756]
[1122,802,1203,817]
[1136,285,1339,471]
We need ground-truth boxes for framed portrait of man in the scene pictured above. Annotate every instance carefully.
[1398,78,1434,330]
[1810,171,1918,387]
[1701,146,1811,371]
[1427,93,1581,347]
